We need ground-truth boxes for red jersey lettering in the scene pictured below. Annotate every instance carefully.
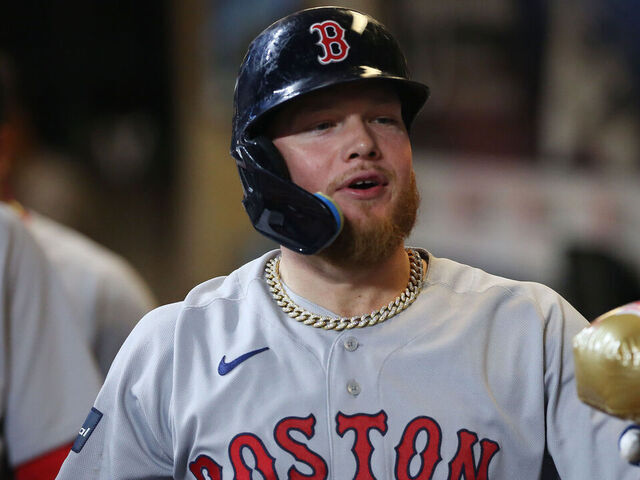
[394,416,443,480]
[274,415,328,479]
[448,429,500,480]
[336,410,388,479]
[189,454,223,480]
[188,413,501,478]
[229,433,277,479]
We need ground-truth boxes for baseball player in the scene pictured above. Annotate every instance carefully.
[57,7,638,479]
[0,53,157,376]
[0,204,102,479]
[13,205,158,375]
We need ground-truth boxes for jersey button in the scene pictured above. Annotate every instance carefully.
[343,336,359,352]
[347,380,361,397]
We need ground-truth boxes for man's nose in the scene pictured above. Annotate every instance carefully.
[345,118,380,161]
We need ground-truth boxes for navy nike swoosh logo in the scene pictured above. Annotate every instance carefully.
[218,347,270,375]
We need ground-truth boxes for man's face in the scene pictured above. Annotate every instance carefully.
[269,82,419,265]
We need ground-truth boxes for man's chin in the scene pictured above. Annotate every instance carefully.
[318,219,403,267]
[318,173,419,267]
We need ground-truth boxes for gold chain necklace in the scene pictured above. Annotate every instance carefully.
[265,248,424,331]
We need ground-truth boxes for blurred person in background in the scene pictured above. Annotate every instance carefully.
[0,53,157,375]
[0,204,102,479]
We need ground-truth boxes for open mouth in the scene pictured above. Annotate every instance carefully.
[349,179,381,190]
[342,171,389,191]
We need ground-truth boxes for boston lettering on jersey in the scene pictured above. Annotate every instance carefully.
[188,410,500,479]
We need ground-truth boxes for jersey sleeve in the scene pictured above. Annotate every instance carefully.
[542,291,638,478]
[56,303,180,479]
[0,210,103,467]
[93,258,158,375]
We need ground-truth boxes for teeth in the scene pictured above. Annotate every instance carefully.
[352,180,376,188]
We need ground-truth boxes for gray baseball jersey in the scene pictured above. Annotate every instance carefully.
[24,210,157,375]
[57,249,637,479]
[0,205,102,468]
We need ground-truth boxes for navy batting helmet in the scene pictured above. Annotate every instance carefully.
[232,6,429,254]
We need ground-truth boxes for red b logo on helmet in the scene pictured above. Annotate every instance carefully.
[310,21,350,64]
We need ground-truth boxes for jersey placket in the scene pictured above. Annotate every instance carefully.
[326,329,389,478]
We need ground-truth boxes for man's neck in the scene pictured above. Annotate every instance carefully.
[278,245,411,318]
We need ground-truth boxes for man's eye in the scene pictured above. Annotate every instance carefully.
[312,121,332,131]
[374,116,396,125]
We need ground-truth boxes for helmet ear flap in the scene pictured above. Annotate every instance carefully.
[234,135,343,255]
[241,135,290,180]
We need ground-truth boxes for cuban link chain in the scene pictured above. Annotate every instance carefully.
[265,248,424,331]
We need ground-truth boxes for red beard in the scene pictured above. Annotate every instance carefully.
[319,170,419,267]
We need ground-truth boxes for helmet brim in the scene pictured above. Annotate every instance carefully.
[245,70,429,141]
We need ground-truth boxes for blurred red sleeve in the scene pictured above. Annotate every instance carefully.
[14,442,73,480]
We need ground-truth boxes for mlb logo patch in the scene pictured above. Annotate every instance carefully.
[72,407,103,453]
